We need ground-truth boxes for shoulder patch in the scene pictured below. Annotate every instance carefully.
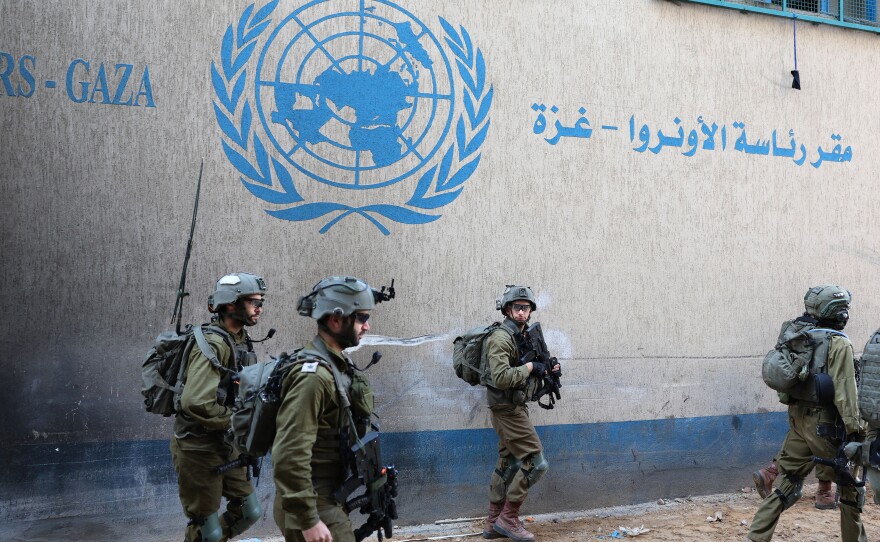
[301,361,320,373]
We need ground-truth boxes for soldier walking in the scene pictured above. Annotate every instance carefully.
[748,285,866,542]
[272,276,388,542]
[170,273,267,542]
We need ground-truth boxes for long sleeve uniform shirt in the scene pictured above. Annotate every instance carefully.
[485,318,530,406]
[173,321,246,446]
[272,336,352,531]
[826,335,864,436]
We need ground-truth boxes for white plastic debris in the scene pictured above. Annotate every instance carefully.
[618,525,651,535]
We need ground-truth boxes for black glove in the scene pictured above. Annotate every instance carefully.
[530,362,546,377]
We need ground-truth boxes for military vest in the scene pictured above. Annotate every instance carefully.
[859,329,880,428]
[485,319,539,406]
[289,347,374,491]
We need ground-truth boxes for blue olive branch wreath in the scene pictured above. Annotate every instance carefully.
[212,0,304,205]
[213,3,492,234]
[404,18,493,211]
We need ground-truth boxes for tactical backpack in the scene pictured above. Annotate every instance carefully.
[141,325,233,416]
[230,349,373,457]
[859,329,880,427]
[453,323,512,386]
[761,318,844,399]
[230,351,303,456]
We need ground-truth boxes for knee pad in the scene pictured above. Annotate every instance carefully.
[773,475,803,511]
[225,493,261,537]
[498,457,522,484]
[191,513,222,542]
[522,452,549,487]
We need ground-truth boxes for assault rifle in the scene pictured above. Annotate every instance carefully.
[813,442,866,488]
[214,453,263,483]
[515,322,562,410]
[333,432,399,542]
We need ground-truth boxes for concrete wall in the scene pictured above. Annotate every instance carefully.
[2,0,879,536]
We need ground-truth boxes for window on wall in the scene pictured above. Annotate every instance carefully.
[681,0,879,31]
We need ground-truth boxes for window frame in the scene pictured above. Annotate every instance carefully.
[677,0,880,34]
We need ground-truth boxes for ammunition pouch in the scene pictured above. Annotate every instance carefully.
[216,372,237,407]
[817,420,847,442]
[508,388,528,405]
[240,350,257,367]
[349,372,374,422]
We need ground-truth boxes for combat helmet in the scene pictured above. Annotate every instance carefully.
[496,284,537,312]
[804,284,851,321]
[208,272,267,312]
[298,276,395,319]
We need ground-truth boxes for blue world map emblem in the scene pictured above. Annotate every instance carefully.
[212,0,493,234]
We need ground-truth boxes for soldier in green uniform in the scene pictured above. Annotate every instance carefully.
[483,285,559,542]
[272,276,383,542]
[747,285,866,542]
[170,272,267,542]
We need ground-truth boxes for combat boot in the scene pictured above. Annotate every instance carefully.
[483,501,505,539]
[752,462,777,499]
[815,480,837,510]
[493,500,535,542]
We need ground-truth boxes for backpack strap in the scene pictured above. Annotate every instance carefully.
[802,329,849,376]
[808,328,849,340]
[192,325,236,372]
[297,348,353,411]
[272,349,365,474]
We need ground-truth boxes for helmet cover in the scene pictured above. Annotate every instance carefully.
[208,272,267,312]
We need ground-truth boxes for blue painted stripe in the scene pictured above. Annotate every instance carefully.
[0,412,788,524]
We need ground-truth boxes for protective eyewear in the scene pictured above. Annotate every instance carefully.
[511,303,532,313]
[242,298,265,308]
[353,312,371,324]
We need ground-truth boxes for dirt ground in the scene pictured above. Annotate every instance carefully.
[8,482,875,542]
[336,482,880,542]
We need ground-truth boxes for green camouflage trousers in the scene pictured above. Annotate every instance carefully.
[488,403,544,504]
[748,405,866,542]
[170,437,255,542]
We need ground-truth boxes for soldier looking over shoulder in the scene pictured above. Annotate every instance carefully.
[170,272,267,542]
[483,285,559,542]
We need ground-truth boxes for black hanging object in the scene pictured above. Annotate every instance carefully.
[791,16,801,90]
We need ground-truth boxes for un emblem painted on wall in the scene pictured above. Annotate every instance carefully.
[212,0,492,234]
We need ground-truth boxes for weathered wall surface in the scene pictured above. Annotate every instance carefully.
[2,0,878,537]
